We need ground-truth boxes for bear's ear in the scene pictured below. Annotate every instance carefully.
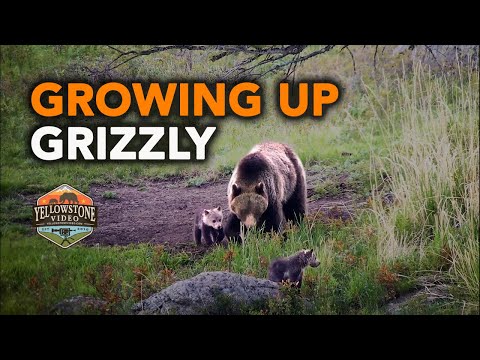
[203,209,210,215]
[216,206,221,211]
[232,183,241,198]
[255,182,264,194]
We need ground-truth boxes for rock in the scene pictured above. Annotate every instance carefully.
[132,271,280,315]
[385,277,454,315]
[50,295,108,315]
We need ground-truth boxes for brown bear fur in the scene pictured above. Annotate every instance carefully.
[224,142,307,242]
[193,207,224,246]
[268,249,320,288]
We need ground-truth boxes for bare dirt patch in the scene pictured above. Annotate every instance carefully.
[83,172,364,249]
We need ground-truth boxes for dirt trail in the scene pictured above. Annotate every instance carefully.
[83,172,362,249]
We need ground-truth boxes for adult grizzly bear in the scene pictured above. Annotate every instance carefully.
[60,192,79,204]
[224,142,307,242]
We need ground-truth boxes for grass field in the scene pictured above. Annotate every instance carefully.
[0,45,478,314]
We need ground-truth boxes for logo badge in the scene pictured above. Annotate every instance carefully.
[32,184,97,248]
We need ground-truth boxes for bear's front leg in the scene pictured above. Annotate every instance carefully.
[288,269,303,289]
[295,271,303,288]
[202,225,214,246]
[260,202,285,233]
[215,227,225,243]
[224,211,242,243]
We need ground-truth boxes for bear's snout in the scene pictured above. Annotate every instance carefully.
[244,215,256,228]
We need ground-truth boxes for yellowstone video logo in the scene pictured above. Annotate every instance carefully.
[32,184,97,248]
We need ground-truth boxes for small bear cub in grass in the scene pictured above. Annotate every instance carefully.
[268,249,320,287]
[194,206,224,246]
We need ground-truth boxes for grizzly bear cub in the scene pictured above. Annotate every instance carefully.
[193,207,224,246]
[225,142,307,242]
[268,249,320,288]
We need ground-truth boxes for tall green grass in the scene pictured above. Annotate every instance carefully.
[368,62,479,302]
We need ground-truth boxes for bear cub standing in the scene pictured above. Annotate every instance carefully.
[268,249,320,288]
[194,207,224,246]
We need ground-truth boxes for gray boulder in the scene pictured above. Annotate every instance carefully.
[132,271,280,315]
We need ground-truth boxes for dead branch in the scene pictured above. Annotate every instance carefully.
[340,45,356,74]
[94,45,336,80]
[89,45,465,80]
[373,45,379,69]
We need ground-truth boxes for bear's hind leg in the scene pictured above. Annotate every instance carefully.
[194,227,202,245]
[284,146,307,224]
[283,183,307,225]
